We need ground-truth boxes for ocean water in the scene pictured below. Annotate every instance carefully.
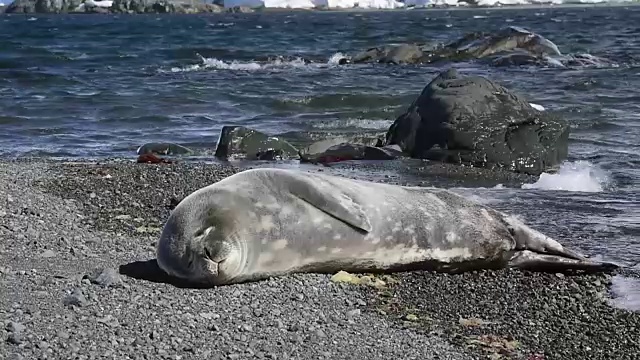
[1,6,639,308]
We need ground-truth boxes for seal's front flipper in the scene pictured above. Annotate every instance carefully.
[283,171,372,233]
[508,250,619,273]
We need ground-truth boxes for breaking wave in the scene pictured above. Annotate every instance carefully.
[521,161,612,192]
[166,52,347,73]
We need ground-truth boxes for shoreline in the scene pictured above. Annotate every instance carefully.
[3,1,640,15]
[2,157,639,360]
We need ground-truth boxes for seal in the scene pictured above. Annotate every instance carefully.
[155,168,618,286]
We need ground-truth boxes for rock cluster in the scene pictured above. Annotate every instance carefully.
[139,69,569,175]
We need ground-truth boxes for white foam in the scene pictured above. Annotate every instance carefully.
[609,276,640,313]
[327,52,347,66]
[311,118,393,130]
[167,53,347,73]
[169,57,302,73]
[521,161,611,193]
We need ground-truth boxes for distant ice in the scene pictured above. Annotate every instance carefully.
[224,0,636,9]
[521,161,612,192]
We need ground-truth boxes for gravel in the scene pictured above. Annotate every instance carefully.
[2,158,639,360]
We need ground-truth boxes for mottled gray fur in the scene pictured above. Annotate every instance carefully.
[156,168,618,286]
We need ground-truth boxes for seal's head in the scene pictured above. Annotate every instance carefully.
[155,188,246,286]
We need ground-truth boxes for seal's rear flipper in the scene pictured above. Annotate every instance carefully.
[508,250,620,274]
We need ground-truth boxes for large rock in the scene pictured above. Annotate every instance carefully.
[385,69,569,175]
[214,126,299,161]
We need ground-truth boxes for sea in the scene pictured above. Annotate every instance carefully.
[0,4,638,310]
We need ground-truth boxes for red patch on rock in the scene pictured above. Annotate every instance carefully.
[136,153,172,164]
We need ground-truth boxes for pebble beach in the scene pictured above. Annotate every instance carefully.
[2,159,639,360]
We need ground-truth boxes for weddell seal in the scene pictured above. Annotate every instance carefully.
[155,168,618,286]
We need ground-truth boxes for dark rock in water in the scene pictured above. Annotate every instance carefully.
[379,44,424,64]
[491,52,546,67]
[350,44,425,65]
[214,126,299,161]
[300,143,403,165]
[136,142,193,156]
[343,26,587,69]
[463,26,562,59]
[564,53,616,67]
[350,47,389,64]
[385,69,570,175]
[299,135,384,158]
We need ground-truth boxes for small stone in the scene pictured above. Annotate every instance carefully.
[555,273,565,279]
[346,309,361,318]
[63,288,88,307]
[404,314,419,322]
[97,315,120,327]
[200,312,215,320]
[114,214,131,220]
[6,332,23,345]
[40,250,56,258]
[87,268,121,288]
[5,321,25,333]
[330,271,361,285]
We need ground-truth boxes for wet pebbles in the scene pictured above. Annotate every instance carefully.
[2,159,639,360]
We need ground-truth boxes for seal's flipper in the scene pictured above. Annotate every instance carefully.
[504,215,587,261]
[508,250,619,273]
[284,172,372,233]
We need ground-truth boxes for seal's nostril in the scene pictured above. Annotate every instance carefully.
[204,248,212,261]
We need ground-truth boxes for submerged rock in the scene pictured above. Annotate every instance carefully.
[341,26,613,68]
[349,43,432,65]
[300,143,403,165]
[385,69,569,175]
[214,126,299,161]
